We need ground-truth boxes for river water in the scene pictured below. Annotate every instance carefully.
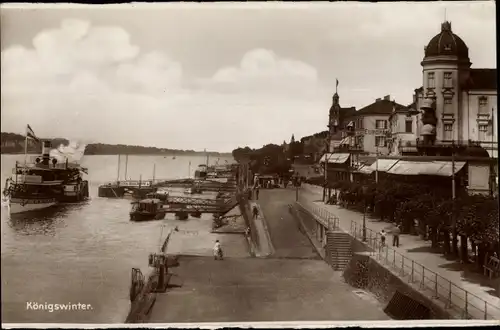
[1,154,233,323]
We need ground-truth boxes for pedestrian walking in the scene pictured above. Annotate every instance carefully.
[392,225,401,247]
[213,240,223,260]
[379,229,386,247]
[252,205,259,219]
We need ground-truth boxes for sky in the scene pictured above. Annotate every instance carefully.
[0,2,496,152]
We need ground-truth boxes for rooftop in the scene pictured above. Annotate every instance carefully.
[351,99,407,117]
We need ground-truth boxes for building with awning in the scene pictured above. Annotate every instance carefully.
[368,159,399,172]
[319,153,350,164]
[386,160,466,176]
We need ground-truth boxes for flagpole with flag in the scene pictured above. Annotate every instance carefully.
[25,125,40,165]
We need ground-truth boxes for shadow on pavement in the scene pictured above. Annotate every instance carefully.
[438,261,500,298]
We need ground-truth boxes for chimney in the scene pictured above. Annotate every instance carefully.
[42,140,51,166]
[384,95,391,101]
[376,98,381,102]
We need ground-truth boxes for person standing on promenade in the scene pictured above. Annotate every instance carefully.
[392,225,401,247]
[213,240,223,260]
[380,229,386,247]
[252,205,259,219]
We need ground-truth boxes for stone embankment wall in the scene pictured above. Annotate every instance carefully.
[294,201,452,320]
[343,253,452,320]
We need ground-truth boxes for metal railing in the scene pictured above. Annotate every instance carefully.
[296,195,339,232]
[350,221,500,320]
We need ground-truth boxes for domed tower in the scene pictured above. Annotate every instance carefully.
[420,21,471,143]
[329,92,340,134]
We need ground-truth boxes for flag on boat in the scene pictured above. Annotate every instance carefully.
[26,125,40,142]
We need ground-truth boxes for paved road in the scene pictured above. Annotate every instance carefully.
[148,188,389,323]
[149,256,389,322]
[258,189,320,260]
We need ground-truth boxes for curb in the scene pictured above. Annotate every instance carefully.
[252,203,275,257]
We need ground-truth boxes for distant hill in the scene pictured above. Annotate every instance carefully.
[0,132,231,157]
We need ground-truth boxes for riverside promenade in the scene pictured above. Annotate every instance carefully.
[300,183,500,320]
[147,188,389,323]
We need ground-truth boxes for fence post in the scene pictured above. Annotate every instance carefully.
[385,246,388,262]
[393,250,396,267]
[433,273,438,298]
[464,292,468,319]
[446,281,452,308]
[484,301,487,320]
[401,257,405,276]
[421,267,425,289]
[410,260,414,283]
[369,231,373,247]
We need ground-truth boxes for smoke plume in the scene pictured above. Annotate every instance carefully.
[50,141,87,163]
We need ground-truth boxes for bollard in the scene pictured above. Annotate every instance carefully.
[484,301,487,320]
[385,246,389,262]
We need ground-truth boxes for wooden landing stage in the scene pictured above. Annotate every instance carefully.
[163,195,237,215]
[154,179,237,193]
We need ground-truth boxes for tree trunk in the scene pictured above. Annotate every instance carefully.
[442,229,451,255]
[451,230,459,257]
[430,227,438,248]
[460,235,469,264]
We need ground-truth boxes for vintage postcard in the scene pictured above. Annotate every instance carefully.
[0,1,498,328]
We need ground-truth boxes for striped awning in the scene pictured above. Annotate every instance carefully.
[357,164,375,174]
[387,160,466,177]
[319,153,350,164]
[368,159,399,172]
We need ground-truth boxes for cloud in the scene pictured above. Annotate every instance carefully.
[1,18,328,151]
[200,48,320,98]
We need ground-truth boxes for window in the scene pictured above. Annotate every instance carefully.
[444,98,452,105]
[405,120,412,133]
[478,97,488,113]
[375,120,387,129]
[443,72,452,88]
[427,72,435,89]
[356,136,364,148]
[443,123,453,141]
[478,124,489,141]
[375,136,386,147]
[478,124,489,132]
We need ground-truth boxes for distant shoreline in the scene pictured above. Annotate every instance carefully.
[0,152,232,156]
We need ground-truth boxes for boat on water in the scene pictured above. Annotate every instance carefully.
[194,164,208,180]
[129,198,166,221]
[3,140,89,214]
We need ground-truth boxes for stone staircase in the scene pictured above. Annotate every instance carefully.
[326,231,352,271]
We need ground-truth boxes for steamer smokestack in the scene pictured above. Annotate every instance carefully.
[42,140,51,166]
